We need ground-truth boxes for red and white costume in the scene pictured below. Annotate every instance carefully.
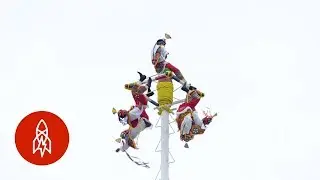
[175,90,212,142]
[117,88,152,152]
[151,39,186,82]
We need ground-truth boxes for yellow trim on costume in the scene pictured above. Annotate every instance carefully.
[165,71,173,78]
[176,109,193,127]
[186,89,205,102]
[197,90,205,97]
[124,82,138,90]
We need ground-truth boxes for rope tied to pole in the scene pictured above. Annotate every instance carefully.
[157,81,174,115]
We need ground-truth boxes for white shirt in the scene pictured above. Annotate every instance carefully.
[151,44,169,63]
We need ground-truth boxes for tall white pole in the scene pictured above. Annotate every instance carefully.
[160,110,169,180]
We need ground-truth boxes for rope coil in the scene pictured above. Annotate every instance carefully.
[157,81,174,115]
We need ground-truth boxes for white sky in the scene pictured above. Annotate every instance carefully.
[1,0,320,179]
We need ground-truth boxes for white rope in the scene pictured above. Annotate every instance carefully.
[125,151,150,168]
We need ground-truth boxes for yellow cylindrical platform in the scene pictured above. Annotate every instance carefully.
[157,81,174,106]
[157,81,174,115]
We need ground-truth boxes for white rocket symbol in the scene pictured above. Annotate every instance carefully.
[32,119,52,157]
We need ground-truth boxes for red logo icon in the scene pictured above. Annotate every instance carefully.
[15,111,69,165]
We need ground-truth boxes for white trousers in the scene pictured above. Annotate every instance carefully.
[180,111,205,135]
[120,118,148,152]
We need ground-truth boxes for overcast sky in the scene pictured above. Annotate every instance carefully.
[1,0,320,180]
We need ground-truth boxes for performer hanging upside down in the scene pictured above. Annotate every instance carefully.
[176,84,217,144]
[125,72,154,97]
[114,77,153,152]
[151,37,188,84]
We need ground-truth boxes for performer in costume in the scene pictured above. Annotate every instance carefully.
[175,85,217,143]
[114,76,153,152]
[125,72,154,97]
[151,38,188,84]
